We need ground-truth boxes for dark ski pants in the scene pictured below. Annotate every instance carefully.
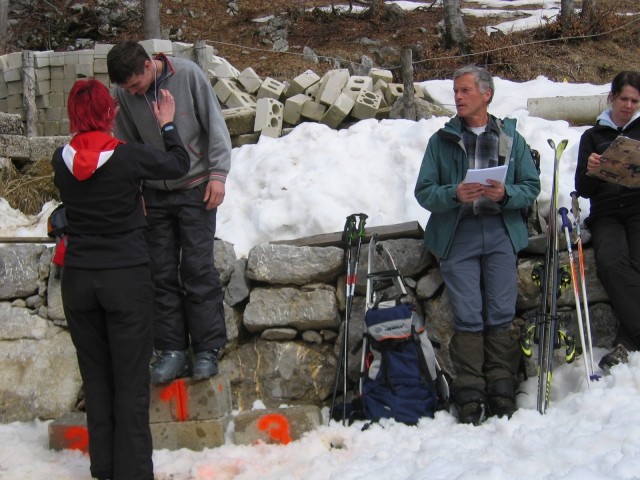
[143,185,227,353]
[590,209,640,350]
[440,215,520,397]
[61,266,154,480]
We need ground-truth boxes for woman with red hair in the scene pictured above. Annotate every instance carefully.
[51,78,189,480]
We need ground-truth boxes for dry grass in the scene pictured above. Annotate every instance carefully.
[0,160,59,215]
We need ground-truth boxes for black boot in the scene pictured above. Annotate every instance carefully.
[484,327,521,418]
[454,388,487,426]
[487,377,517,418]
[149,350,190,384]
[192,348,220,380]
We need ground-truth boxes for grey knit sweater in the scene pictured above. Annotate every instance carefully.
[112,54,231,191]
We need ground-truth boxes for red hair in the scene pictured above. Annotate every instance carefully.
[67,79,117,134]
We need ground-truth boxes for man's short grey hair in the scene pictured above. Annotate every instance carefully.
[453,65,495,104]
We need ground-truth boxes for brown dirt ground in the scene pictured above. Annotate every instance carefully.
[142,0,640,85]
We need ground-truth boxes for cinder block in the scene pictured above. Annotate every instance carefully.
[36,94,50,109]
[351,90,383,120]
[48,411,89,453]
[49,92,65,108]
[94,58,109,74]
[223,106,257,136]
[63,52,79,66]
[210,55,240,80]
[149,375,232,423]
[94,44,113,58]
[369,67,393,84]
[287,69,321,97]
[320,92,355,129]
[238,67,262,94]
[43,121,60,135]
[78,51,94,65]
[34,51,53,68]
[342,75,373,101]
[304,82,321,100]
[4,52,22,69]
[36,80,51,96]
[150,417,229,451]
[63,64,77,80]
[385,83,405,106]
[225,90,257,109]
[301,100,326,121]
[254,97,283,136]
[94,73,110,86]
[259,125,281,139]
[46,106,63,121]
[3,68,21,83]
[283,93,309,125]
[7,81,23,96]
[316,69,350,106]
[257,77,286,101]
[0,81,6,100]
[35,68,51,81]
[49,52,65,67]
[233,406,322,446]
[76,63,94,78]
[7,94,22,110]
[173,42,196,61]
[213,77,243,104]
[231,132,260,148]
[140,39,173,56]
[50,66,64,80]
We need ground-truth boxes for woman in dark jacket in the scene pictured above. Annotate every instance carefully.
[51,79,189,480]
[575,70,640,370]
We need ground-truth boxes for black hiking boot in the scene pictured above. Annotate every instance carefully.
[192,348,220,381]
[149,350,190,384]
[489,396,517,419]
[454,388,486,426]
[488,377,517,419]
[458,401,486,426]
[598,344,629,370]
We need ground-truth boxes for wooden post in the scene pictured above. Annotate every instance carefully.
[0,0,8,53]
[22,50,38,137]
[401,47,416,121]
[194,40,209,74]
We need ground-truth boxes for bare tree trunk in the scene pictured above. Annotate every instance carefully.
[560,0,576,31]
[0,0,8,54]
[443,0,468,52]
[143,0,161,40]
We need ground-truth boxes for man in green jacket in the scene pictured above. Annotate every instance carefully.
[415,65,540,425]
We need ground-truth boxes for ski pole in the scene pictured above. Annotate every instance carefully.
[559,206,591,387]
[570,192,598,380]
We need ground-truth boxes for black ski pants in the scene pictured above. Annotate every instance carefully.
[590,208,640,350]
[61,265,154,480]
[143,184,227,353]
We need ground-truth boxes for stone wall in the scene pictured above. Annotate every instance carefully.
[0,234,620,422]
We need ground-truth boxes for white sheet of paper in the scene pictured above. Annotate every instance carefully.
[463,165,508,185]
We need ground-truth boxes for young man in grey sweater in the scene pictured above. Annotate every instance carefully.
[107,41,232,384]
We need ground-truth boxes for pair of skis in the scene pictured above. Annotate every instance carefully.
[531,139,597,414]
[329,212,367,425]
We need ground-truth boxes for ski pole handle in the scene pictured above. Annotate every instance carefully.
[356,213,368,238]
[558,207,572,232]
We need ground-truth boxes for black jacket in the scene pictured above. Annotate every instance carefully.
[575,115,640,222]
[51,123,189,268]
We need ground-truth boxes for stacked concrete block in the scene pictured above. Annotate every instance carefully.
[287,69,321,97]
[320,92,355,129]
[352,90,383,120]
[223,106,257,136]
[172,41,197,61]
[254,97,284,138]
[238,67,262,94]
[149,375,233,450]
[257,77,286,101]
[140,39,174,56]
[2,52,23,116]
[284,93,309,125]
[316,69,350,107]
[343,75,373,101]
[48,411,89,453]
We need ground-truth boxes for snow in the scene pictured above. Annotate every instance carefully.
[1,1,638,479]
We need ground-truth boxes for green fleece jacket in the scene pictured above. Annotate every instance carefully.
[113,54,231,191]
[414,115,540,259]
